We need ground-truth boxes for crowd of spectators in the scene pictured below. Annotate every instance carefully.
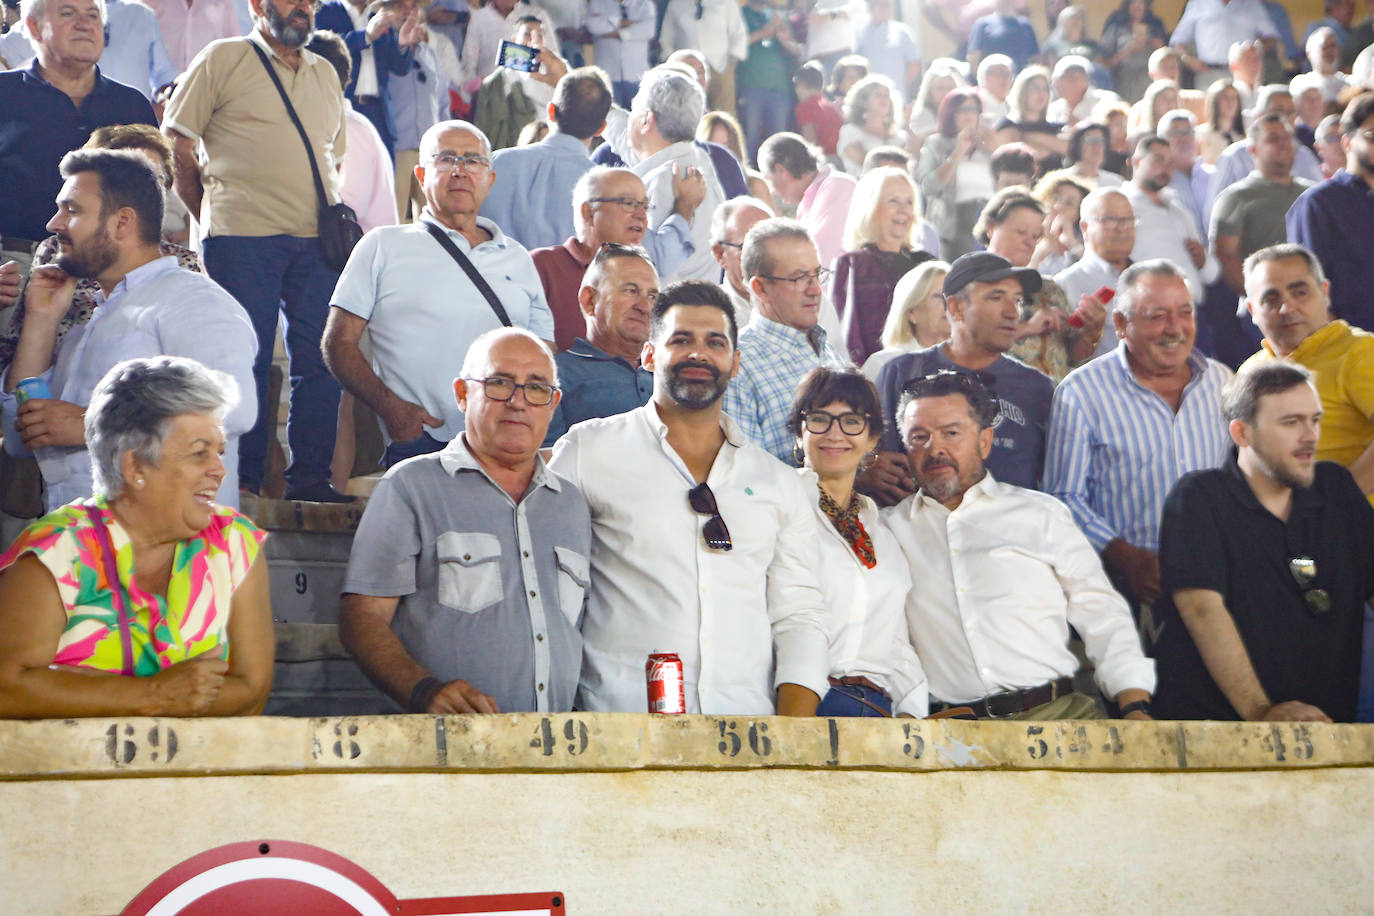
[0,0,1372,726]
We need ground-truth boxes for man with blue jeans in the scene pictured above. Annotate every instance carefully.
[165,0,354,501]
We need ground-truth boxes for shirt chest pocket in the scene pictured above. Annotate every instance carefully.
[554,545,590,623]
[435,531,503,614]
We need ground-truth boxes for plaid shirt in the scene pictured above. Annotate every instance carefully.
[724,314,846,464]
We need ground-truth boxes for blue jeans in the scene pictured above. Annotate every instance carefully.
[383,430,447,468]
[816,682,893,717]
[202,235,342,492]
[737,86,791,161]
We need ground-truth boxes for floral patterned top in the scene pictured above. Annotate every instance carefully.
[0,498,266,675]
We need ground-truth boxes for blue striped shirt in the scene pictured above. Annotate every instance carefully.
[723,314,845,464]
[1043,343,1232,552]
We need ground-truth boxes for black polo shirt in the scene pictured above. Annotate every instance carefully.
[1151,450,1374,722]
[0,61,156,242]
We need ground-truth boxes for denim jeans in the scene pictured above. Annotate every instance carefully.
[383,430,447,468]
[202,234,342,492]
[737,86,792,160]
[816,682,893,717]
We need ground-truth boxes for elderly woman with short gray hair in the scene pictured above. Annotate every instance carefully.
[0,357,274,718]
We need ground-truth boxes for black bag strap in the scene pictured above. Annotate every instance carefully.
[420,219,513,327]
[246,39,330,210]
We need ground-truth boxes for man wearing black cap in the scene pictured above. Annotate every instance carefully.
[865,251,1056,506]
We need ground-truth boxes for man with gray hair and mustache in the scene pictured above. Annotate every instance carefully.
[1043,258,1232,632]
[628,66,725,284]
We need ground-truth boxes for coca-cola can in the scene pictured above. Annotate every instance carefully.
[646,651,686,714]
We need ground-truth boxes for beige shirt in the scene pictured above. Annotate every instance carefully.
[165,28,347,238]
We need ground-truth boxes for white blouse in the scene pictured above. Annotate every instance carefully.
[802,470,929,716]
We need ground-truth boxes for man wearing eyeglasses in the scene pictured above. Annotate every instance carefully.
[324,120,554,467]
[549,280,831,716]
[1054,188,1136,360]
[530,166,700,353]
[342,327,593,715]
[723,218,845,464]
[1150,361,1374,722]
[165,0,351,501]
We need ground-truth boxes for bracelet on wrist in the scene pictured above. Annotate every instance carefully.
[408,676,444,713]
[1119,699,1152,717]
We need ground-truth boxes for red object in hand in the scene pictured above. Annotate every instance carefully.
[1068,285,1116,328]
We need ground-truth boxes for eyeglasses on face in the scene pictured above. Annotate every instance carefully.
[464,376,557,406]
[760,266,832,289]
[687,482,732,551]
[428,152,491,173]
[589,196,651,214]
[802,410,870,435]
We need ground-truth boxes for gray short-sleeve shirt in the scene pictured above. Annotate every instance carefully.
[343,435,592,713]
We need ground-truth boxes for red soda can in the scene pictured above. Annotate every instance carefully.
[646,652,686,714]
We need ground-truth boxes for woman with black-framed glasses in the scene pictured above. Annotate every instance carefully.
[788,366,928,718]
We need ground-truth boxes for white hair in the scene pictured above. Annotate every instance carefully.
[418,119,492,162]
[570,165,640,235]
[631,68,705,143]
[22,0,107,29]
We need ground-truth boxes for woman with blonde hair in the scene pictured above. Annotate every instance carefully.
[697,110,775,206]
[832,167,935,365]
[994,65,1068,166]
[838,74,907,175]
[905,58,964,152]
[861,259,950,382]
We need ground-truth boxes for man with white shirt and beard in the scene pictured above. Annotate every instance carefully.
[884,369,1156,720]
[549,280,831,715]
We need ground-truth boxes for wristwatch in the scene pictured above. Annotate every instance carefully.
[1119,699,1153,717]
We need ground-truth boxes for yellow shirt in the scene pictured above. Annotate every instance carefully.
[164,28,347,238]
[1242,319,1374,503]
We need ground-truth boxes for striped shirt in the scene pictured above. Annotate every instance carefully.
[1043,342,1232,552]
[723,314,846,465]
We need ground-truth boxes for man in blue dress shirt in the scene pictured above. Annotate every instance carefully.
[480,66,614,252]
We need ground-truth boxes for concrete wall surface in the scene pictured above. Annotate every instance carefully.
[1,715,1372,913]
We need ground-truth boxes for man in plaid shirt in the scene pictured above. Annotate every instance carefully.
[723,218,846,464]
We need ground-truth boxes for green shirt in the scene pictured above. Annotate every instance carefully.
[737,5,793,91]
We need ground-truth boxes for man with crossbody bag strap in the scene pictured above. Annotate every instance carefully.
[163,1,355,502]
[323,119,556,468]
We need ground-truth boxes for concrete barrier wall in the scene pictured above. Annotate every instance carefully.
[2,715,1373,913]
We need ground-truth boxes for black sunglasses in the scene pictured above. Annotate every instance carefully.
[688,482,732,551]
[1289,557,1331,616]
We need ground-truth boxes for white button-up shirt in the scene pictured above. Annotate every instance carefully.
[585,0,655,83]
[1168,0,1277,66]
[1122,182,1219,301]
[657,0,747,73]
[549,402,832,714]
[882,473,1156,705]
[802,471,928,717]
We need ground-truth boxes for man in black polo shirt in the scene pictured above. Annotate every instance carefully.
[1151,361,1374,722]
[0,0,155,281]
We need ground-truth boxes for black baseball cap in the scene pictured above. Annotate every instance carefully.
[942,251,1043,298]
